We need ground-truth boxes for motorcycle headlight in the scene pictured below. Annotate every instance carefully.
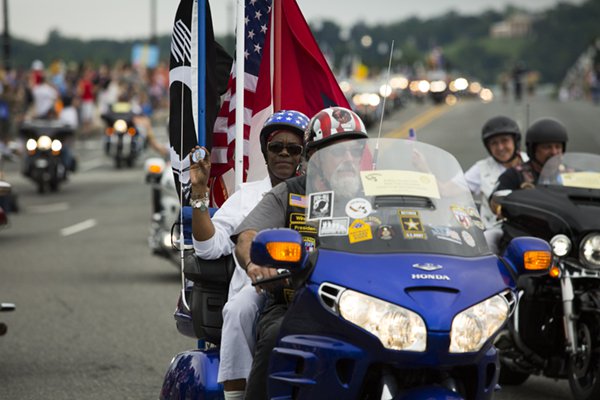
[580,233,600,268]
[339,289,426,352]
[113,119,128,133]
[26,138,37,151]
[450,293,509,353]
[550,234,571,257]
[51,139,62,152]
[37,135,52,151]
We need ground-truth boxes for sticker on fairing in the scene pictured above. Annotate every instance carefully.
[308,191,334,220]
[365,215,383,227]
[399,210,427,239]
[451,205,472,229]
[461,230,476,247]
[377,225,395,240]
[466,207,484,230]
[345,198,372,219]
[348,219,373,243]
[319,217,349,236]
[431,226,462,244]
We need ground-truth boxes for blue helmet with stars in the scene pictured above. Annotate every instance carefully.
[260,110,309,159]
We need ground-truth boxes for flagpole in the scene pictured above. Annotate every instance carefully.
[273,0,282,111]
[198,0,206,146]
[234,0,245,189]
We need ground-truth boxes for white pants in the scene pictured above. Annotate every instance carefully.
[217,284,266,383]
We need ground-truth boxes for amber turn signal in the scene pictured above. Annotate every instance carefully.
[549,266,561,279]
[266,242,302,262]
[524,251,552,271]
[147,164,163,174]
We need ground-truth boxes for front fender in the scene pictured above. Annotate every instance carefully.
[159,348,222,400]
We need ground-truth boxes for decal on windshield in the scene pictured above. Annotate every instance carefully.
[466,207,484,230]
[377,225,395,240]
[451,205,472,229]
[431,226,462,244]
[348,219,373,243]
[319,217,349,236]
[560,172,600,189]
[345,198,372,219]
[308,191,334,220]
[461,231,476,247]
[360,170,440,199]
[399,210,427,239]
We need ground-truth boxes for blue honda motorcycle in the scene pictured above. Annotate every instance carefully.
[160,138,551,399]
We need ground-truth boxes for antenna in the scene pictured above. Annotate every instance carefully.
[376,40,394,141]
[372,40,394,170]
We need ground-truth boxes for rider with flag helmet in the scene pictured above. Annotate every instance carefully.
[233,106,368,399]
[188,109,309,399]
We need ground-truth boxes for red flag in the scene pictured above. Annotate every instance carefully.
[209,0,350,207]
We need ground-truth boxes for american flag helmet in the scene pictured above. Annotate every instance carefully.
[304,107,367,152]
[260,110,310,158]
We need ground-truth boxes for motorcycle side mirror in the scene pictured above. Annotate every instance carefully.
[250,228,307,271]
[502,236,552,276]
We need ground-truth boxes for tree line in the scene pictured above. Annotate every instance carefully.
[3,0,600,85]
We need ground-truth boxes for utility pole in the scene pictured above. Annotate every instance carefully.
[2,0,10,70]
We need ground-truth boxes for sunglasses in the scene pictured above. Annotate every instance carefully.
[267,142,304,156]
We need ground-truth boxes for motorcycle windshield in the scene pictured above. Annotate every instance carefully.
[539,152,600,190]
[305,138,490,256]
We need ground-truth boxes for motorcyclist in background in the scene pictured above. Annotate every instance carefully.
[493,117,568,193]
[464,116,528,229]
[488,117,568,253]
[188,109,309,400]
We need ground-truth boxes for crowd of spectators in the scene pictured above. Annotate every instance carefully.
[0,59,171,153]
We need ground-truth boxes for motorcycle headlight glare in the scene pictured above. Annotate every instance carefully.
[450,293,509,353]
[339,289,426,352]
[550,234,571,257]
[113,119,128,133]
[51,139,62,152]
[37,135,52,151]
[26,138,37,151]
[580,233,600,268]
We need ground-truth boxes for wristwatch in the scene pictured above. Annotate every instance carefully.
[190,192,210,211]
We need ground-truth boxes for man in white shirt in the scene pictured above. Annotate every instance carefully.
[188,110,309,400]
[31,76,58,118]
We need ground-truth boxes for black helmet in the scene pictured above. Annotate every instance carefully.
[259,110,309,159]
[525,117,568,159]
[304,107,368,155]
[481,116,521,147]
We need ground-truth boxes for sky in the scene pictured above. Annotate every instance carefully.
[6,0,588,44]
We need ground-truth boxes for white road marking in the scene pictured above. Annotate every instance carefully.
[27,202,70,214]
[60,219,97,237]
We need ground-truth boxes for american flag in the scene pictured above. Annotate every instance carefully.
[209,0,273,206]
[209,0,351,207]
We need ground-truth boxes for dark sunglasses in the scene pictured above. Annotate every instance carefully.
[267,142,304,156]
